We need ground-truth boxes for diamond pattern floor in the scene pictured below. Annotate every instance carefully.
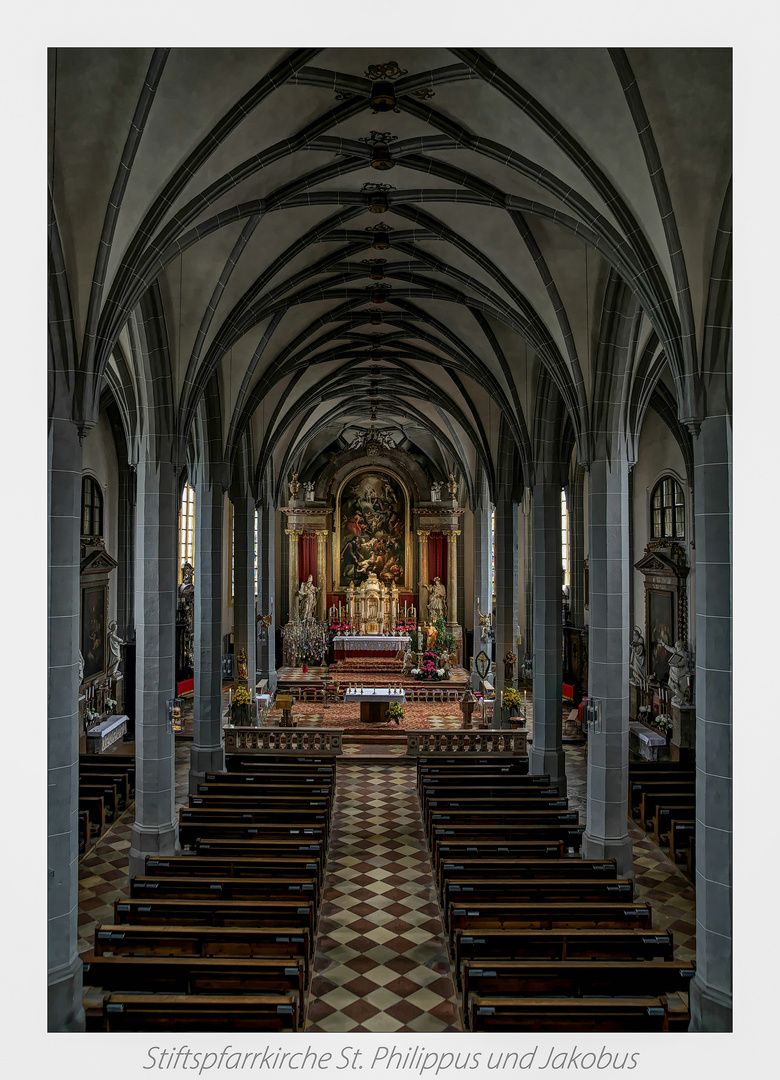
[305,762,460,1032]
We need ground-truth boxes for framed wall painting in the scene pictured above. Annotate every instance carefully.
[81,584,107,681]
[335,468,411,590]
[647,588,675,685]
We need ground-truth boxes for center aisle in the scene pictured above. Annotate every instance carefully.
[305,762,461,1032]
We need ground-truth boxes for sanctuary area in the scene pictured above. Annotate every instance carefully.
[47,46,732,1036]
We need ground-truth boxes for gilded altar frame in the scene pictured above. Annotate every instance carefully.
[334,467,412,592]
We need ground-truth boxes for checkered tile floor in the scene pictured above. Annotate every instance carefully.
[305,762,460,1032]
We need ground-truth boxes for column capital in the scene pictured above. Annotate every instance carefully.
[416,529,431,539]
[284,527,302,538]
[314,529,329,541]
[446,530,461,542]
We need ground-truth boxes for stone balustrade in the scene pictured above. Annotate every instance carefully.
[224,726,343,755]
[405,728,527,757]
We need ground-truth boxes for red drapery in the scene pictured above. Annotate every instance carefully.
[299,533,318,584]
[428,532,447,583]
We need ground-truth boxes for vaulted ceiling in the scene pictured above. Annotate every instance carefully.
[48,47,732,504]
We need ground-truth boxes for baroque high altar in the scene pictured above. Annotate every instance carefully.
[281,458,463,656]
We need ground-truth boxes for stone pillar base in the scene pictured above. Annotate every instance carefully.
[689,979,732,1032]
[189,744,226,793]
[48,955,86,1032]
[129,821,179,880]
[582,831,634,877]
[528,747,567,796]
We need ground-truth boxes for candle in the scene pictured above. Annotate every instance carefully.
[404,602,407,617]
[229,689,232,704]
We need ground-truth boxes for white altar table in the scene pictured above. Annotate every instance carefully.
[333,635,410,659]
[86,714,128,754]
[343,687,406,723]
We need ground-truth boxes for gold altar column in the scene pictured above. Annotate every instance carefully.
[417,529,430,622]
[446,530,460,628]
[286,528,300,621]
[315,529,328,622]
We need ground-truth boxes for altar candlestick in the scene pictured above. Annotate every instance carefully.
[229,689,232,705]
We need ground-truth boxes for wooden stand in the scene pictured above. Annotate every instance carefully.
[359,701,389,724]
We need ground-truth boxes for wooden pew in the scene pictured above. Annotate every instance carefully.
[78,767,131,807]
[80,753,135,793]
[443,879,633,922]
[190,792,331,813]
[94,924,311,967]
[145,854,322,887]
[449,902,652,952]
[79,810,91,853]
[178,818,327,849]
[653,800,696,844]
[462,959,695,1029]
[78,795,105,837]
[195,839,325,861]
[131,876,318,905]
[425,798,569,834]
[669,819,695,862]
[82,954,306,1014]
[453,928,674,977]
[79,782,119,822]
[180,806,329,827]
[631,777,695,818]
[438,858,617,899]
[431,822,585,852]
[418,767,545,798]
[114,898,315,938]
[639,786,695,830]
[205,771,334,789]
[102,993,298,1032]
[470,995,670,1032]
[432,840,564,876]
[421,784,561,808]
[428,810,580,832]
[197,782,333,799]
[223,761,336,778]
[226,754,338,769]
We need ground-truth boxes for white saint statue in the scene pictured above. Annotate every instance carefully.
[106,620,125,679]
[420,576,447,621]
[667,640,690,707]
[297,574,319,622]
[629,627,646,686]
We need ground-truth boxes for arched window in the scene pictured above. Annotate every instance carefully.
[561,489,570,588]
[651,475,685,540]
[81,476,103,537]
[179,482,196,577]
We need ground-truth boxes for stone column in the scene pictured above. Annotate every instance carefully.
[493,495,518,727]
[287,528,300,622]
[446,530,460,628]
[472,497,492,688]
[47,417,85,1032]
[581,455,633,875]
[522,492,534,663]
[689,408,732,1032]
[417,529,430,623]
[568,465,586,628]
[129,456,178,880]
[232,492,257,685]
[189,474,224,793]
[256,498,277,690]
[315,529,328,622]
[528,479,566,792]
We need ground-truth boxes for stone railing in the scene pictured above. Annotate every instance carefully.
[224,726,343,755]
[405,728,528,757]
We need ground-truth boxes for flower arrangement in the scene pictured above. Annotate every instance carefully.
[329,619,353,635]
[105,697,117,714]
[503,686,523,713]
[395,619,416,634]
[84,708,100,728]
[386,700,405,725]
[655,714,672,735]
[412,651,447,680]
[233,684,251,707]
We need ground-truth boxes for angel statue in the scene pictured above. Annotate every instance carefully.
[420,576,447,621]
[477,598,493,639]
[257,600,274,632]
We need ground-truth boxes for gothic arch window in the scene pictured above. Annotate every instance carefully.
[650,475,685,540]
[81,475,103,537]
[179,482,196,578]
